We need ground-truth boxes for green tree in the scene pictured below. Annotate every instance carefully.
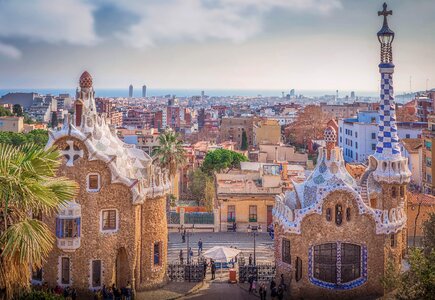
[51,112,58,128]
[202,148,248,175]
[423,213,435,253]
[204,176,215,212]
[188,169,207,203]
[0,144,77,299]
[153,129,186,184]
[0,107,12,117]
[12,104,23,117]
[241,129,248,150]
[0,130,48,149]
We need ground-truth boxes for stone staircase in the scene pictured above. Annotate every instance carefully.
[360,174,371,206]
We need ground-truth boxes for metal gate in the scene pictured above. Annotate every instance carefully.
[238,264,276,283]
[167,263,205,282]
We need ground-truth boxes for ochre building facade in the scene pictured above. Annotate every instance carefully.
[38,72,171,295]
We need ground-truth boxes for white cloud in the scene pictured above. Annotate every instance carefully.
[108,0,343,48]
[0,0,98,58]
[0,0,342,58]
[0,42,21,59]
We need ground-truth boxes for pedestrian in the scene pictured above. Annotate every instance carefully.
[198,238,203,255]
[71,288,77,300]
[189,247,193,262]
[277,285,284,300]
[179,249,184,264]
[270,278,277,300]
[259,283,267,300]
[125,281,132,300]
[203,260,208,278]
[248,275,254,293]
[249,254,253,265]
[182,229,186,243]
[279,273,287,291]
[211,260,216,280]
[233,222,237,232]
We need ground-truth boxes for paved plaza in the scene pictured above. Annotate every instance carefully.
[168,232,275,264]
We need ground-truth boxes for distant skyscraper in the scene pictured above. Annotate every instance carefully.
[129,84,133,98]
[142,85,147,98]
[351,91,356,99]
[201,90,205,98]
[290,89,295,97]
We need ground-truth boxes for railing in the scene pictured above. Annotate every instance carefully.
[184,212,214,224]
[169,212,180,224]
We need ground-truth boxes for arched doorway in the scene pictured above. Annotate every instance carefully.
[115,247,129,288]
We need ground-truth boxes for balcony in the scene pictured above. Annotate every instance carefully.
[57,238,81,252]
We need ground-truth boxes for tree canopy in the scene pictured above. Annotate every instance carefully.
[202,148,248,175]
[0,144,77,299]
[12,104,23,117]
[0,130,48,149]
[153,130,186,178]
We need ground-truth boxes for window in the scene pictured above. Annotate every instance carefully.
[56,218,80,238]
[425,140,432,150]
[61,257,70,285]
[32,268,43,282]
[87,173,100,192]
[406,134,410,138]
[355,142,358,149]
[249,205,257,222]
[335,204,343,226]
[313,243,337,283]
[295,257,302,282]
[355,132,358,138]
[154,242,161,266]
[426,157,432,167]
[346,208,351,222]
[391,187,397,198]
[390,234,396,248]
[400,186,405,197]
[91,260,102,287]
[371,132,376,139]
[326,208,332,221]
[102,210,117,231]
[282,239,291,264]
[227,205,236,222]
[312,243,362,286]
[371,144,376,151]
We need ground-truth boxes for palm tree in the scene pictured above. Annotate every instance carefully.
[153,130,186,192]
[0,143,78,299]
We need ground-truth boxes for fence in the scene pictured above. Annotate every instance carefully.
[238,264,276,283]
[184,212,214,225]
[167,262,205,282]
[168,212,180,224]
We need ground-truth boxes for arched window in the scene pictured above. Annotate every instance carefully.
[391,187,397,198]
[390,234,396,248]
[335,204,343,226]
[346,208,351,222]
[400,186,405,197]
[326,208,332,221]
[295,257,302,282]
[311,242,366,289]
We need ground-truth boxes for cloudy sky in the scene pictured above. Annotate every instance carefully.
[0,0,434,93]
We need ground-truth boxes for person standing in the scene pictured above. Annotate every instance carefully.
[248,254,253,265]
[259,283,267,300]
[198,238,203,255]
[179,249,184,264]
[189,247,193,263]
[125,281,132,300]
[277,285,284,300]
[182,229,186,243]
[270,278,277,300]
[211,260,216,280]
[279,273,287,291]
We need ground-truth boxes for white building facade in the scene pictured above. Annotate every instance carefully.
[338,111,424,163]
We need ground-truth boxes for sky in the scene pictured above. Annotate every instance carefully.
[0,0,434,93]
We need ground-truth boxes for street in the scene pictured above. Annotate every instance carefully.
[168,232,275,264]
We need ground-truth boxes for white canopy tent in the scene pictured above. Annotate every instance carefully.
[203,246,241,278]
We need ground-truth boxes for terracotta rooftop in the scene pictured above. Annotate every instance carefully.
[401,138,423,153]
[408,193,435,206]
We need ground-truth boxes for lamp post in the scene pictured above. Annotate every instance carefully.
[248,224,262,265]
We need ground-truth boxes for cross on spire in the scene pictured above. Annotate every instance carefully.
[378,2,392,26]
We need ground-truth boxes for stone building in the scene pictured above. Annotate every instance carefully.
[38,72,171,295]
[219,116,257,149]
[273,5,411,299]
[253,119,281,146]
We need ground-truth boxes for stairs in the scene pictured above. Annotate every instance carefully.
[360,176,370,206]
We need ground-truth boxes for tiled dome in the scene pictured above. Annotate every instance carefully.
[324,126,337,143]
[79,71,93,89]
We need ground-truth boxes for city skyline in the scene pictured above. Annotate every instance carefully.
[0,0,434,93]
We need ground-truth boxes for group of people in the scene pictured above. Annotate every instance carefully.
[94,283,132,300]
[249,274,287,300]
[179,238,204,264]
